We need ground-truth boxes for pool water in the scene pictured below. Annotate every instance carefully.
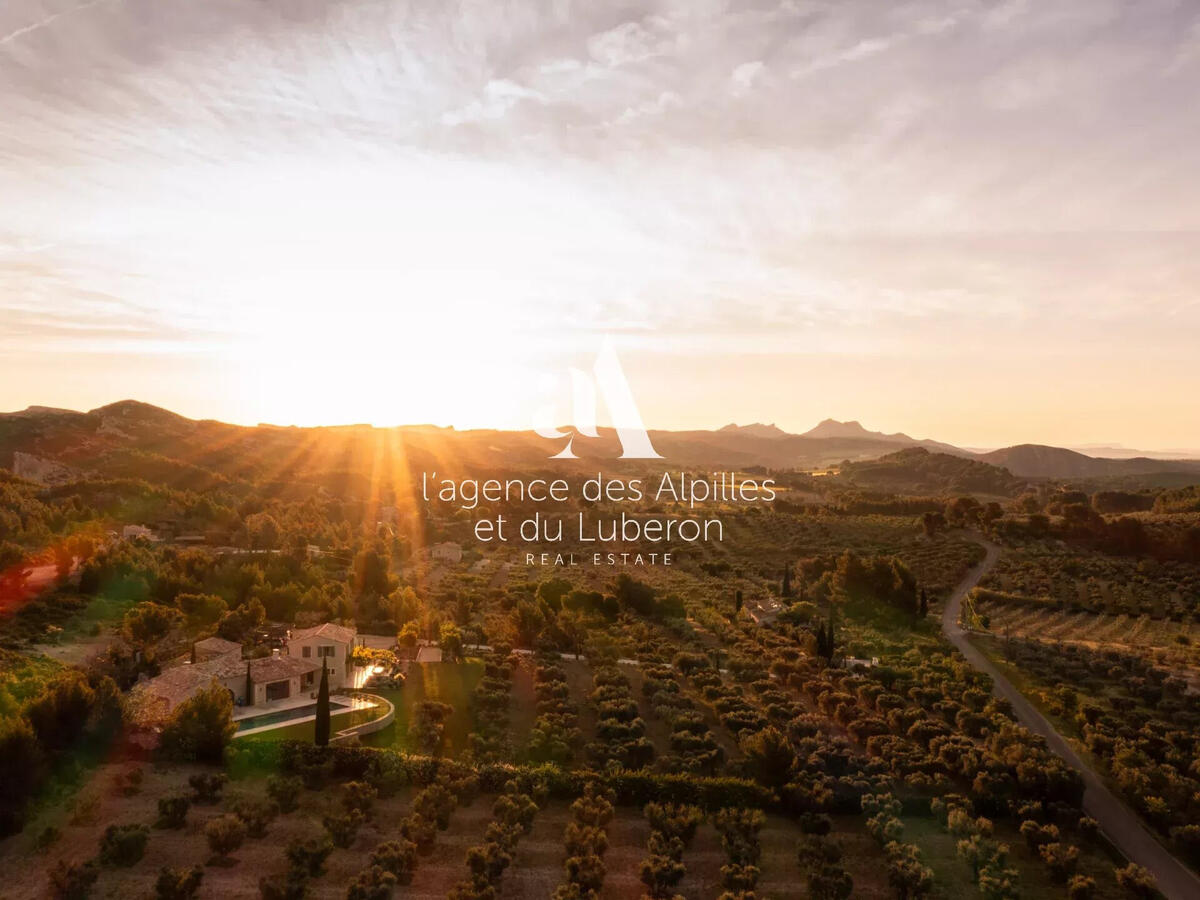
[234,699,350,732]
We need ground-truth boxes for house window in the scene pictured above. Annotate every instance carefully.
[302,646,311,658]
[318,645,335,658]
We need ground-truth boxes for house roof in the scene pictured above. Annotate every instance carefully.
[290,622,357,645]
[193,636,242,657]
[133,651,321,714]
[207,653,320,682]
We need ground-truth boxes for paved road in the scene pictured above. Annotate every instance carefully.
[942,536,1200,900]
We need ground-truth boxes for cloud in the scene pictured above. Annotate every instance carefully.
[730,60,764,93]
[441,78,545,126]
[586,19,675,68]
[2,0,1200,438]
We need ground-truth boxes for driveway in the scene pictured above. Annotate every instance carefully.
[942,535,1200,900]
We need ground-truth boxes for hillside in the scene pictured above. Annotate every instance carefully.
[2,403,1198,492]
[837,447,1027,496]
[800,418,968,456]
[979,444,1200,479]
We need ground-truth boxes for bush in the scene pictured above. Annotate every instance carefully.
[324,810,365,848]
[159,683,236,763]
[1068,875,1096,900]
[639,854,685,897]
[345,865,397,900]
[188,772,228,804]
[205,814,247,861]
[155,866,203,900]
[99,823,149,867]
[0,717,43,835]
[49,859,99,900]
[343,781,378,818]
[232,795,279,838]
[1038,842,1079,881]
[156,794,190,829]
[370,839,418,884]
[643,803,703,845]
[259,871,310,900]
[739,727,795,789]
[267,775,303,812]
[1113,864,1160,898]
[286,835,333,878]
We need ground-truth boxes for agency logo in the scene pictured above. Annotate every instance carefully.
[533,337,662,459]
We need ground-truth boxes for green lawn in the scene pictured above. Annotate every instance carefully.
[360,659,484,756]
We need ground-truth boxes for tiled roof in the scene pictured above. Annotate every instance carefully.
[290,622,357,645]
[193,636,242,657]
[208,653,320,681]
[133,652,320,713]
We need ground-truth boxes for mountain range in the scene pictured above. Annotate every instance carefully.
[1,401,1198,489]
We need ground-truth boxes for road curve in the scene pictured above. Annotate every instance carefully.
[942,535,1200,900]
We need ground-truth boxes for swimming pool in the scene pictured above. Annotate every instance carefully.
[234,699,351,733]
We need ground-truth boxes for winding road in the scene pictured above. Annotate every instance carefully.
[942,536,1200,900]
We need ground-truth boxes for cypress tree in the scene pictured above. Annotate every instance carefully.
[244,661,253,707]
[782,565,792,598]
[919,587,928,619]
[314,663,330,747]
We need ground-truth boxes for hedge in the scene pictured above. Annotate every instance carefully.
[228,741,774,810]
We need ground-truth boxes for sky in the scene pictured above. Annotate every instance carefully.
[2,0,1199,450]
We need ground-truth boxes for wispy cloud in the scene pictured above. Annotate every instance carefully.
[1,0,1199,440]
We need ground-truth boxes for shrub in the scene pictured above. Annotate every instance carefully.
[639,854,685,898]
[807,865,853,900]
[345,865,397,900]
[343,781,378,818]
[1113,864,1159,898]
[156,794,190,829]
[0,718,43,835]
[643,803,702,845]
[369,839,418,885]
[99,823,149,867]
[232,795,279,838]
[155,866,203,900]
[1038,842,1079,881]
[738,727,795,788]
[205,814,247,861]
[259,871,310,900]
[159,683,236,763]
[266,775,303,812]
[286,835,333,878]
[1068,874,1096,900]
[188,772,228,804]
[562,853,605,892]
[324,810,365,848]
[400,813,438,853]
[49,859,99,900]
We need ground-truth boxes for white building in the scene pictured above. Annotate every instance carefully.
[430,542,462,563]
[286,622,357,689]
[122,524,158,541]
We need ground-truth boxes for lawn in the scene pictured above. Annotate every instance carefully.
[360,659,484,756]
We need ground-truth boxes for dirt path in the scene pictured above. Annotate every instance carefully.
[943,534,1200,900]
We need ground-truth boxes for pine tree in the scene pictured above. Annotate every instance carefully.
[314,663,330,747]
